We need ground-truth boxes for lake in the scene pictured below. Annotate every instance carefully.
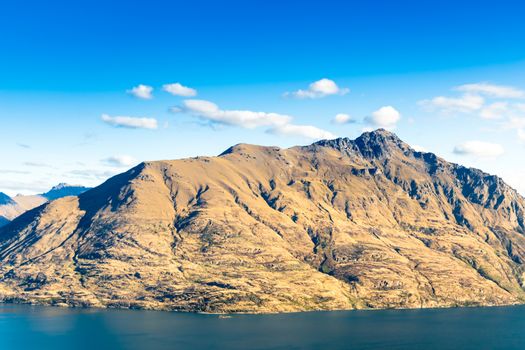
[1,304,524,349]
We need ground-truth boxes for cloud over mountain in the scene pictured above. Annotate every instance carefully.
[102,155,138,167]
[268,123,335,139]
[178,99,333,139]
[453,141,505,157]
[182,99,291,128]
[364,106,401,129]
[332,113,356,124]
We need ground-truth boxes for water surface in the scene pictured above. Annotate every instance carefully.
[1,304,524,349]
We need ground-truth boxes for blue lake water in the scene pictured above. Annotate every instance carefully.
[1,304,525,349]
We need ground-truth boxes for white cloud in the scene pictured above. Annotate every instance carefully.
[420,85,525,144]
[453,141,504,158]
[0,179,52,195]
[101,114,158,129]
[102,155,138,168]
[420,94,484,114]
[0,169,30,175]
[501,171,525,196]
[455,83,525,99]
[515,103,525,112]
[420,83,525,122]
[23,162,52,168]
[411,145,428,153]
[182,99,291,128]
[518,129,525,142]
[508,117,525,128]
[501,116,525,144]
[68,169,118,180]
[268,124,335,140]
[286,78,349,99]
[178,99,334,139]
[479,102,508,120]
[365,106,401,129]
[163,83,197,97]
[332,113,355,124]
[127,84,153,99]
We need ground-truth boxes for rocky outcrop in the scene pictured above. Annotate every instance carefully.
[0,129,524,313]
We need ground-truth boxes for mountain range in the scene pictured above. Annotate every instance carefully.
[0,129,524,313]
[0,184,91,227]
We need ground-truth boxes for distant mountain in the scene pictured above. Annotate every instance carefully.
[0,192,35,227]
[0,130,524,313]
[0,193,13,227]
[0,193,15,206]
[42,183,91,201]
[0,184,91,227]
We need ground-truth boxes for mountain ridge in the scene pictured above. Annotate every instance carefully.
[42,183,91,201]
[0,184,91,227]
[0,193,16,206]
[0,129,524,313]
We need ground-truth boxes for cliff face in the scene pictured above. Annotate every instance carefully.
[0,129,524,313]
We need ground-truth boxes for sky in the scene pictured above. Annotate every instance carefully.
[1,0,525,196]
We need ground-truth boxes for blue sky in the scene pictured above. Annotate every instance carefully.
[1,0,525,195]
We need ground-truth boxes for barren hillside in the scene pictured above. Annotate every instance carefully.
[0,129,524,313]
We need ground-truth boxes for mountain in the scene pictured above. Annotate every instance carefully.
[0,184,91,227]
[0,193,16,227]
[0,129,524,313]
[0,193,15,206]
[0,192,38,226]
[42,183,91,201]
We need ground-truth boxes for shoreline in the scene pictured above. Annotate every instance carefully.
[0,297,522,316]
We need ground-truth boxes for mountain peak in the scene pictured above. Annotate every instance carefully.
[219,143,282,157]
[49,183,80,191]
[355,128,405,147]
[311,129,409,158]
[365,128,398,137]
[354,128,409,157]
[42,183,91,200]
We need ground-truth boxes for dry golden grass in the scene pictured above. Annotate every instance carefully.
[0,130,524,313]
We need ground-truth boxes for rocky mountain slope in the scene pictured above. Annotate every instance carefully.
[0,129,524,313]
[0,184,91,227]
